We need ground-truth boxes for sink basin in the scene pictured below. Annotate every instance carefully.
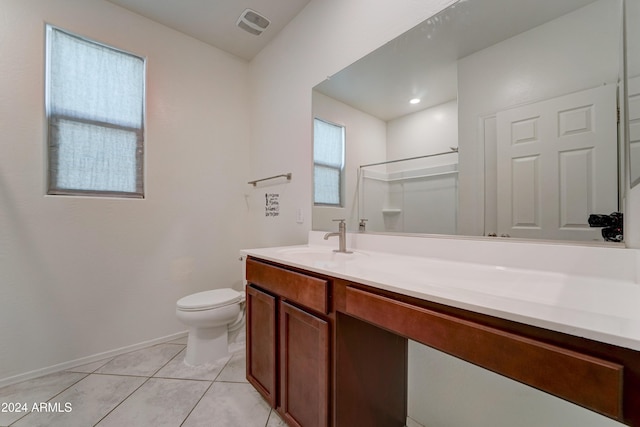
[276,246,364,267]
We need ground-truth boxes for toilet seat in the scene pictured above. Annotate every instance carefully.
[177,289,242,311]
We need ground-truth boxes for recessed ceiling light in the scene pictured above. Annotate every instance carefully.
[409,98,421,104]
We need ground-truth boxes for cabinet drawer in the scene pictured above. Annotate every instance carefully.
[246,258,329,314]
[345,286,624,420]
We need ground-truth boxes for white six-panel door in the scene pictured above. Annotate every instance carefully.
[496,85,618,241]
[629,76,640,186]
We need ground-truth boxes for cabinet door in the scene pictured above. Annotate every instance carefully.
[280,301,329,427]
[246,285,277,407]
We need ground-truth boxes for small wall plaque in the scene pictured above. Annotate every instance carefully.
[265,193,280,217]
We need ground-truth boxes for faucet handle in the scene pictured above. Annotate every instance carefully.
[331,219,346,232]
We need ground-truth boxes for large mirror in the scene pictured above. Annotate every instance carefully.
[629,0,640,187]
[312,0,627,243]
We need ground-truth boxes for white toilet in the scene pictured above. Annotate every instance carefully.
[176,288,245,366]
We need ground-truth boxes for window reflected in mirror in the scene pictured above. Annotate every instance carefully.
[313,118,345,207]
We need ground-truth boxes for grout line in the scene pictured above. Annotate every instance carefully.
[64,357,114,374]
[148,344,187,378]
[91,375,153,426]
[7,373,89,427]
[151,375,214,383]
[212,353,235,383]
[5,341,249,427]
[76,372,148,379]
[92,343,186,426]
[178,380,215,427]
[265,409,274,427]
[179,351,244,426]
[214,379,250,384]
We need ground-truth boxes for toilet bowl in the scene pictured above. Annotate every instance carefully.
[176,288,245,366]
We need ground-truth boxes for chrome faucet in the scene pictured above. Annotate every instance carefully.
[324,219,352,253]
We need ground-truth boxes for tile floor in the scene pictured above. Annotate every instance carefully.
[0,337,286,427]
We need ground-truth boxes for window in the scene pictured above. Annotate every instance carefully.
[313,118,345,206]
[46,26,145,197]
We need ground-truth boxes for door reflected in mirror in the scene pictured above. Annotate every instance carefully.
[312,0,625,244]
[628,0,640,187]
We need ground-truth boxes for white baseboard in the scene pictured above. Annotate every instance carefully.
[0,331,188,389]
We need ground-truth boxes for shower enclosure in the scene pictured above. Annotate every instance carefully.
[358,150,458,234]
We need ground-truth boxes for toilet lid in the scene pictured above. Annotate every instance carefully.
[177,289,242,311]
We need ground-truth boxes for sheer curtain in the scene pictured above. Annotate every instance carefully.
[47,26,145,197]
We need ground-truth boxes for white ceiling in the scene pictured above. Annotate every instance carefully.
[314,0,601,121]
[106,0,604,120]
[106,0,311,61]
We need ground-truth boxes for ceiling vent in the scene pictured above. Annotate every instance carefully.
[236,9,270,36]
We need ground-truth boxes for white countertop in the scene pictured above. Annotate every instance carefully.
[241,232,640,351]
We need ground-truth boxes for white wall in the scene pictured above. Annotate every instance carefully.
[371,100,459,234]
[247,0,457,246]
[249,0,634,426]
[387,99,458,164]
[0,0,251,384]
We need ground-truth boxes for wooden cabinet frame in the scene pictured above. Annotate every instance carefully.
[246,256,640,427]
[246,258,334,427]
[344,286,623,419]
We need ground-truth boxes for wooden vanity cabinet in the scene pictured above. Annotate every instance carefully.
[245,258,330,427]
[246,257,408,427]
[343,285,624,420]
[246,255,640,426]
[335,281,640,426]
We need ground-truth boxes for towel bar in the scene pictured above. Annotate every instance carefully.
[248,173,292,187]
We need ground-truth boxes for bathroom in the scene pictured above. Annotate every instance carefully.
[1,0,639,426]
